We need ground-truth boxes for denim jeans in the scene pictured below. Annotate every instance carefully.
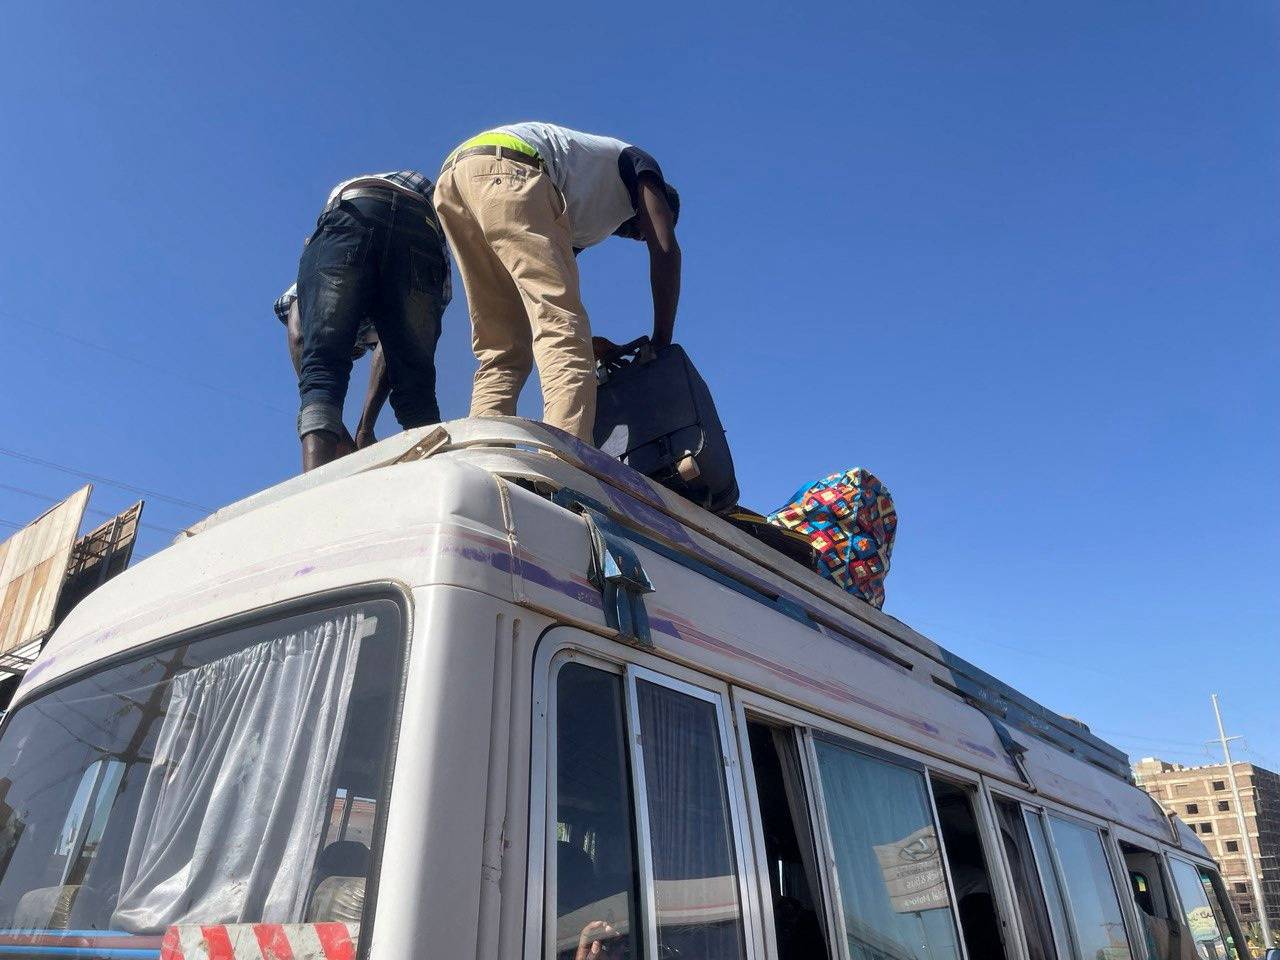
[296,192,449,438]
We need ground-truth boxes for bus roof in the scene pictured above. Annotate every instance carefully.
[19,416,1206,854]
[182,417,1132,784]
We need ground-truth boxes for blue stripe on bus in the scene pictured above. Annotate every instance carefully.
[0,933,132,939]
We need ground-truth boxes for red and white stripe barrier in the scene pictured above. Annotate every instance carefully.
[160,923,359,960]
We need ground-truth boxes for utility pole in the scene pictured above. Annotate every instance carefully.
[1212,693,1273,949]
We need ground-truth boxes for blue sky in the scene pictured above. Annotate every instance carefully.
[1,2,1276,771]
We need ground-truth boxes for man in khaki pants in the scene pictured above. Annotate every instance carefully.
[434,122,681,443]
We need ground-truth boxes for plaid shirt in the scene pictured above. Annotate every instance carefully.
[324,170,434,208]
[274,170,451,346]
[273,283,298,327]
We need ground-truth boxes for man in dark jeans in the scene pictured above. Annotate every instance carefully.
[295,171,451,471]
[276,283,387,454]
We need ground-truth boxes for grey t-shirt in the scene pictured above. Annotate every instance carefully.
[495,122,665,250]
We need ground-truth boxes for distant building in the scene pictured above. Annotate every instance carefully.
[1134,756,1280,931]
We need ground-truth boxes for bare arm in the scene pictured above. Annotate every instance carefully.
[286,300,305,376]
[355,343,391,449]
[635,172,681,349]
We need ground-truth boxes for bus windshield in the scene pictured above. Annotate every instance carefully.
[0,598,402,956]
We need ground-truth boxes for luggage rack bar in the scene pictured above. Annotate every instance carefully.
[181,416,1132,782]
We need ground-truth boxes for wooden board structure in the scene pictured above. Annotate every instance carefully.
[0,486,91,676]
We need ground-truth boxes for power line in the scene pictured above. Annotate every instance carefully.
[6,312,291,415]
[0,447,211,513]
[1088,728,1215,751]
[1241,745,1280,773]
[0,482,181,536]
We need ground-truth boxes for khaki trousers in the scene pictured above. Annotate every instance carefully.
[433,155,596,442]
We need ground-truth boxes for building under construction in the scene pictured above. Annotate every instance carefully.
[1135,756,1280,934]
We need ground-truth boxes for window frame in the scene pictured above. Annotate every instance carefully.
[732,708,839,960]
[1115,833,1189,960]
[731,685,1026,960]
[0,584,412,960]
[804,728,959,960]
[527,633,767,960]
[625,663,759,960]
[988,785,1145,960]
[1165,853,1249,960]
[986,789,1066,960]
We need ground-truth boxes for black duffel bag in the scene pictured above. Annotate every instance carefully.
[593,337,739,514]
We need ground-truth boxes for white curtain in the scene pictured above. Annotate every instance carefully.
[813,741,961,960]
[111,611,369,932]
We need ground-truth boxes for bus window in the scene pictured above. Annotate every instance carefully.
[1199,869,1244,960]
[632,677,747,960]
[745,720,829,960]
[930,779,1008,960]
[1168,857,1240,960]
[0,598,402,941]
[1014,805,1074,960]
[811,736,962,960]
[1119,840,1186,960]
[550,665,750,960]
[553,663,643,960]
[54,760,125,885]
[1042,815,1134,960]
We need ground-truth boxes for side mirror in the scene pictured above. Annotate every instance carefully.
[1263,948,1280,960]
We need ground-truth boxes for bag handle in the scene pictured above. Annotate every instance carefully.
[596,336,657,377]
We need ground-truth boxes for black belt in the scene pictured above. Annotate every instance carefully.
[442,145,542,172]
[326,186,431,213]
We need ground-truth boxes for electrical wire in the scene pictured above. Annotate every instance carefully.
[6,312,291,415]
[0,447,211,513]
[0,482,181,536]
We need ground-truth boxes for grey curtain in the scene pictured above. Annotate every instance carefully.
[636,680,746,960]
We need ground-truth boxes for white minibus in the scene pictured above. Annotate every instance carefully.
[0,418,1247,960]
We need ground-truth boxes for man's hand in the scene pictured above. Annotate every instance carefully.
[354,426,377,450]
[574,920,618,960]
[592,336,620,361]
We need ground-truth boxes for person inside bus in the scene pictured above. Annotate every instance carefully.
[1130,868,1197,960]
[574,920,620,960]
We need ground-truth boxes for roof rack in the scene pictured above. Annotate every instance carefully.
[183,416,1132,782]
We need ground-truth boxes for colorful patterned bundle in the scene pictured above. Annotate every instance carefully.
[767,468,897,608]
